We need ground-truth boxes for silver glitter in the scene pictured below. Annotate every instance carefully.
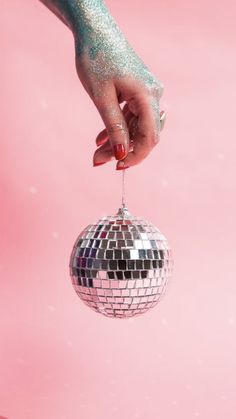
[42,1,163,87]
[73,0,162,91]
[41,0,164,132]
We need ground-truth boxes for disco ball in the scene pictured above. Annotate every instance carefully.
[69,206,173,319]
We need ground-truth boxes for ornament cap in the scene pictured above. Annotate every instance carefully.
[115,205,133,219]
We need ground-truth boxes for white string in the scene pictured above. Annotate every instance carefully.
[121,169,126,208]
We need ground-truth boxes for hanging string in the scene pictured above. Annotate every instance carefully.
[121,168,126,208]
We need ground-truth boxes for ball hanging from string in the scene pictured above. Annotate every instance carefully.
[68,110,173,318]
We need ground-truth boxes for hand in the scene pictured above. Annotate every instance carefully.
[40,0,165,169]
[74,3,165,170]
[94,105,166,169]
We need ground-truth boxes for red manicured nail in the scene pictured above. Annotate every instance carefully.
[93,161,106,167]
[113,144,126,160]
[96,138,106,147]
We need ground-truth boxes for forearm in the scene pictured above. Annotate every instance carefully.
[39,1,121,49]
[40,0,132,80]
[40,0,106,30]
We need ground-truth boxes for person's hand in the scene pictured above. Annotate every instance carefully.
[74,9,165,170]
[40,0,165,169]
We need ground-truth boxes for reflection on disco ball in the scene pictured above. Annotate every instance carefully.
[69,206,173,319]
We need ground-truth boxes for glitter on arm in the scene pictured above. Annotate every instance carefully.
[39,0,160,87]
[40,0,165,169]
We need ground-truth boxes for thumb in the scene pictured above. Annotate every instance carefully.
[95,92,129,161]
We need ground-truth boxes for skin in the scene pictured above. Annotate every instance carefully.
[40,0,165,169]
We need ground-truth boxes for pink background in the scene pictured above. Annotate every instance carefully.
[1,0,236,418]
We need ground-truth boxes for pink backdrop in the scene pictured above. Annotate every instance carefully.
[1,0,236,418]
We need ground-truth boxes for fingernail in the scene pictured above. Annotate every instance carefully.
[116,161,129,170]
[113,144,126,160]
[93,161,106,167]
[96,139,106,147]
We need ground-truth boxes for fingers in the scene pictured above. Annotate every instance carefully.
[93,87,130,165]
[95,128,108,147]
[93,139,116,166]
[93,84,165,169]
[95,103,134,148]
[93,127,134,166]
[116,95,161,170]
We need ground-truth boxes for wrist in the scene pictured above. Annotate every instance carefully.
[71,0,123,57]
[70,0,108,36]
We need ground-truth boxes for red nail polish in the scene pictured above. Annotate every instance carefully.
[96,138,106,147]
[113,144,126,160]
[116,164,129,170]
[93,161,106,167]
